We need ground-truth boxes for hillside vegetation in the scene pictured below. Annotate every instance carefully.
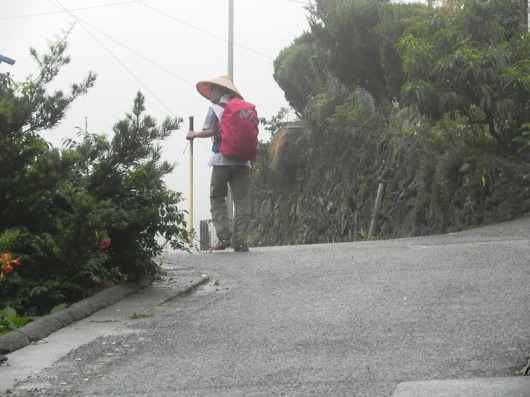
[251,0,530,246]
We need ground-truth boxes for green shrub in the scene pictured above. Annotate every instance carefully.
[0,307,31,336]
[0,35,189,316]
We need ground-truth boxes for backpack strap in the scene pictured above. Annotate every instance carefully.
[211,103,225,123]
[211,102,226,145]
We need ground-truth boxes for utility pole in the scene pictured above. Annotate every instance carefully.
[227,0,235,223]
[228,0,234,78]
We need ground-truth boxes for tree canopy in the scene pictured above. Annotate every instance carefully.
[307,0,426,103]
[397,0,530,148]
[273,32,327,115]
[273,0,530,151]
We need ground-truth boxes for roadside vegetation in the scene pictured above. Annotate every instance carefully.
[272,0,530,154]
[256,0,529,245]
[0,30,189,328]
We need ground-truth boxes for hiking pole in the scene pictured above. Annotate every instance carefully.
[189,116,194,247]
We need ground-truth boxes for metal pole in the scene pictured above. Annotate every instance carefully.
[189,116,194,247]
[227,0,235,223]
[228,0,234,79]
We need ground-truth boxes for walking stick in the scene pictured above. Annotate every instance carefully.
[189,116,194,247]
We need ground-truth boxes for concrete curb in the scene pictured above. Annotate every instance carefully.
[0,282,141,355]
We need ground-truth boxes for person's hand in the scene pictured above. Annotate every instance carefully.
[186,130,195,140]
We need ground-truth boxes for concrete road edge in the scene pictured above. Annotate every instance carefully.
[0,273,209,355]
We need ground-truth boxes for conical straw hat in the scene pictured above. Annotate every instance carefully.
[196,75,243,100]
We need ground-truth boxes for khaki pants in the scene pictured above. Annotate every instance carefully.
[210,166,251,246]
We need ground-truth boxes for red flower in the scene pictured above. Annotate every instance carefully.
[100,239,111,250]
[4,264,13,274]
[11,258,21,266]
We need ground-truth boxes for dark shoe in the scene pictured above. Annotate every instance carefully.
[212,239,231,251]
[233,244,249,252]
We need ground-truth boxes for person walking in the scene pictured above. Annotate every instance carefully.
[186,75,252,252]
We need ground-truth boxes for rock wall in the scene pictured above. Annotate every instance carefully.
[249,122,530,247]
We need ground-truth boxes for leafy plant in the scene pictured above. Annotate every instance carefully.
[307,0,426,103]
[397,0,530,150]
[273,32,327,114]
[0,307,31,336]
[512,123,530,153]
[0,34,190,317]
[259,107,291,137]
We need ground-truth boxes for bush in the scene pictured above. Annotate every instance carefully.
[0,35,189,317]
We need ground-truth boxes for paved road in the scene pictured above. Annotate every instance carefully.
[2,217,530,396]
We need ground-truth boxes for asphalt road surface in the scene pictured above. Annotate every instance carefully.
[2,216,530,396]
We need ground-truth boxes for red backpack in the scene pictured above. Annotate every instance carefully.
[220,98,259,161]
